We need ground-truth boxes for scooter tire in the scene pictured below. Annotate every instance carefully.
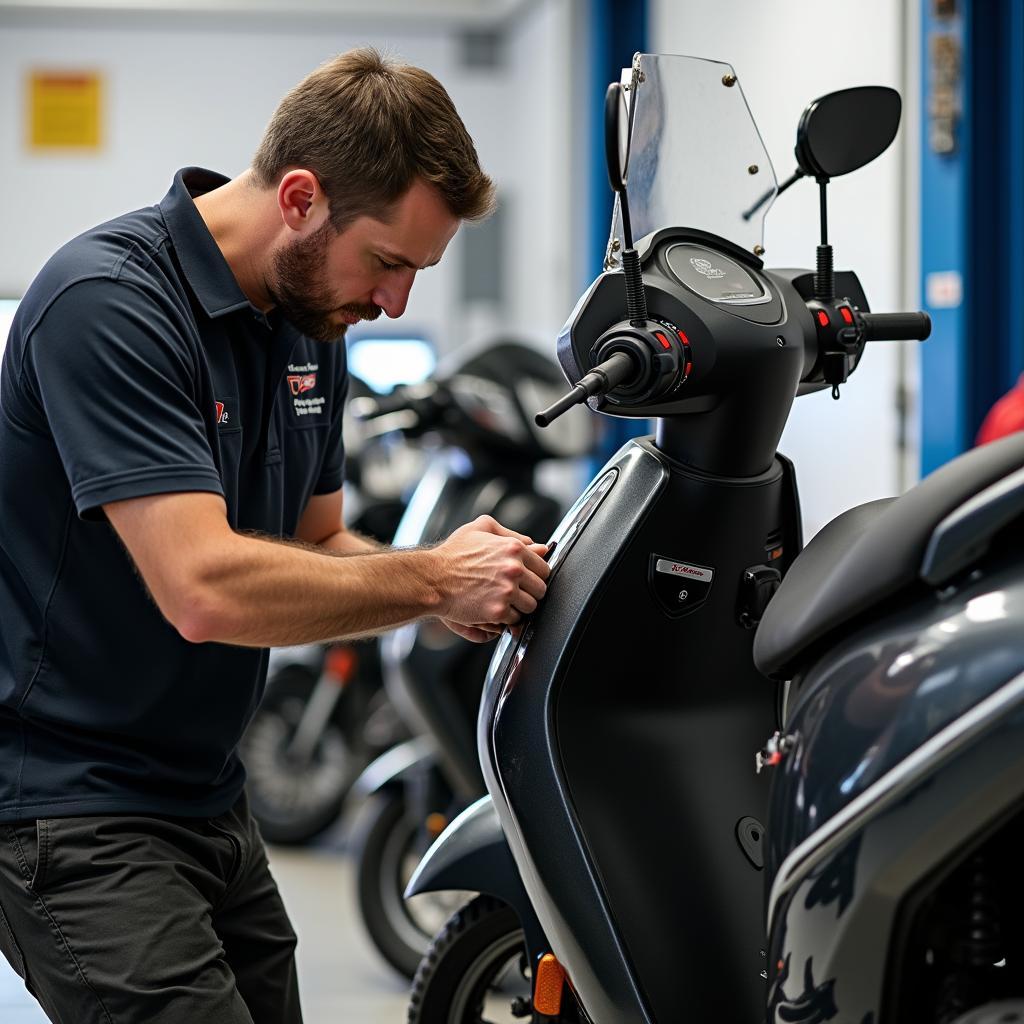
[408,895,581,1024]
[241,667,356,845]
[355,790,433,979]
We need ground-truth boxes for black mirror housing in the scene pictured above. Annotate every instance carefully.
[795,85,901,180]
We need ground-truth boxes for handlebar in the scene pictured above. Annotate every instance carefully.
[859,311,932,342]
[535,351,639,427]
[349,390,415,421]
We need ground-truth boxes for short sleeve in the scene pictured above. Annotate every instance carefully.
[19,278,224,520]
[311,346,349,496]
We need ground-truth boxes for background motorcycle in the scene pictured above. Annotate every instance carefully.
[348,340,594,979]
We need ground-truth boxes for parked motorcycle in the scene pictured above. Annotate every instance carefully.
[240,373,416,845]
[399,55,1024,1024]
[349,340,594,978]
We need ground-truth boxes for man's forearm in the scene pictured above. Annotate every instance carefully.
[182,534,444,647]
[319,527,386,555]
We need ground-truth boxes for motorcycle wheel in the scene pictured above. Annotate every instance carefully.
[241,666,358,845]
[355,790,470,979]
[408,895,582,1024]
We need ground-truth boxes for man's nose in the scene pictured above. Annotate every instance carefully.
[372,270,416,319]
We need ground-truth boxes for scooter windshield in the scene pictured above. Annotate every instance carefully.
[605,53,777,269]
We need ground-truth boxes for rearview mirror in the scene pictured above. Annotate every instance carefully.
[795,85,901,180]
[604,82,631,193]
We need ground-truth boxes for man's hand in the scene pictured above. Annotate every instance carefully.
[434,517,550,636]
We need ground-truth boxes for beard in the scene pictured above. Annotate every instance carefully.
[269,222,382,343]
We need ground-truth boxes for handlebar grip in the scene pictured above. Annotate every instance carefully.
[349,390,412,421]
[860,311,932,342]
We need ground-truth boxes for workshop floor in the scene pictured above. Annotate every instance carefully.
[0,844,411,1024]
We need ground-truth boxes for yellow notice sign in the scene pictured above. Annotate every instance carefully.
[29,71,103,150]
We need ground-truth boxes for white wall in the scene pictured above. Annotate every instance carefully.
[652,0,916,536]
[0,3,579,355]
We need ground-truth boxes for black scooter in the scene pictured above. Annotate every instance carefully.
[403,55,1022,1024]
[348,341,594,979]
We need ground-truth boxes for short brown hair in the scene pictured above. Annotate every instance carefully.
[252,48,495,229]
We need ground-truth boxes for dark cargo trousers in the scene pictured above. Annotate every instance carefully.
[0,795,302,1023]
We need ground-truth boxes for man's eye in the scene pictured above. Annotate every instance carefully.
[377,256,400,271]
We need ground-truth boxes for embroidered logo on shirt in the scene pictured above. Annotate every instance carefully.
[286,362,326,418]
[215,401,229,425]
[287,373,317,396]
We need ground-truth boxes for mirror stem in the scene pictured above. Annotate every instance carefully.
[616,190,647,325]
[818,178,829,246]
[741,168,805,222]
[619,191,634,251]
[814,179,835,302]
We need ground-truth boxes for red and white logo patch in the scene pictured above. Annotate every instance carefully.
[287,373,317,396]
[215,401,227,424]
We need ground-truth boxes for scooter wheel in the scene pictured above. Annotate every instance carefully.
[241,666,357,845]
[354,790,469,979]
[408,895,581,1024]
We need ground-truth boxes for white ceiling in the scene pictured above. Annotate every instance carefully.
[0,0,534,25]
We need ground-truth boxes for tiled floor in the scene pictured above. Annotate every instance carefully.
[0,840,411,1024]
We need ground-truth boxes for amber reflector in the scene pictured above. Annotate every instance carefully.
[534,953,566,1016]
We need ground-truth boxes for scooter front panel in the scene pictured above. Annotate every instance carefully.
[480,438,798,1024]
[479,440,671,1024]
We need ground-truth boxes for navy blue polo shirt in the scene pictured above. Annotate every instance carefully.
[0,168,348,820]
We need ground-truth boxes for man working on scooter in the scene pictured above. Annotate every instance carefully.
[0,47,548,1023]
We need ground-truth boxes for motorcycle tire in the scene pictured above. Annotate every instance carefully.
[240,666,359,845]
[408,895,582,1024]
[355,789,457,979]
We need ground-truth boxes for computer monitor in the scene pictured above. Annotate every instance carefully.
[346,336,436,393]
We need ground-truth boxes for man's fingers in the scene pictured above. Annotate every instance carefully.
[521,546,551,580]
[499,607,523,627]
[441,618,502,644]
[518,573,547,602]
[512,591,539,616]
[475,515,532,545]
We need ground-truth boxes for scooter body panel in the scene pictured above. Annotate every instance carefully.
[480,437,800,1024]
[767,558,1024,1023]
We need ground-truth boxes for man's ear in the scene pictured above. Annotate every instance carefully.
[277,169,328,233]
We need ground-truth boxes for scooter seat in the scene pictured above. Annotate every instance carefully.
[754,432,1024,678]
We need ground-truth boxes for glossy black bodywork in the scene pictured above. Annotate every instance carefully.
[766,554,1024,1023]
[479,435,801,1024]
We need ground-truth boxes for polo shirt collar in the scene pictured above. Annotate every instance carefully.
[158,167,254,319]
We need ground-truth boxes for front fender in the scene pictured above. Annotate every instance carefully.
[353,736,436,798]
[406,796,549,961]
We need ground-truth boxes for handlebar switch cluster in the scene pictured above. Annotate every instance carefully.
[807,298,865,399]
[592,317,693,408]
[805,299,932,399]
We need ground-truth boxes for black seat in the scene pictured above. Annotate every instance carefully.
[754,432,1024,678]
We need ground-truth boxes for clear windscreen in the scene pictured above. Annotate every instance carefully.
[606,54,777,269]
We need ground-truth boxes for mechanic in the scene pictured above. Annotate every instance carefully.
[0,47,548,1023]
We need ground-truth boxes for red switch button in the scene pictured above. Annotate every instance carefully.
[816,310,830,328]
[839,306,854,324]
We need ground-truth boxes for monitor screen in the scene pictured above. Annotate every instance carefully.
[347,337,436,393]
